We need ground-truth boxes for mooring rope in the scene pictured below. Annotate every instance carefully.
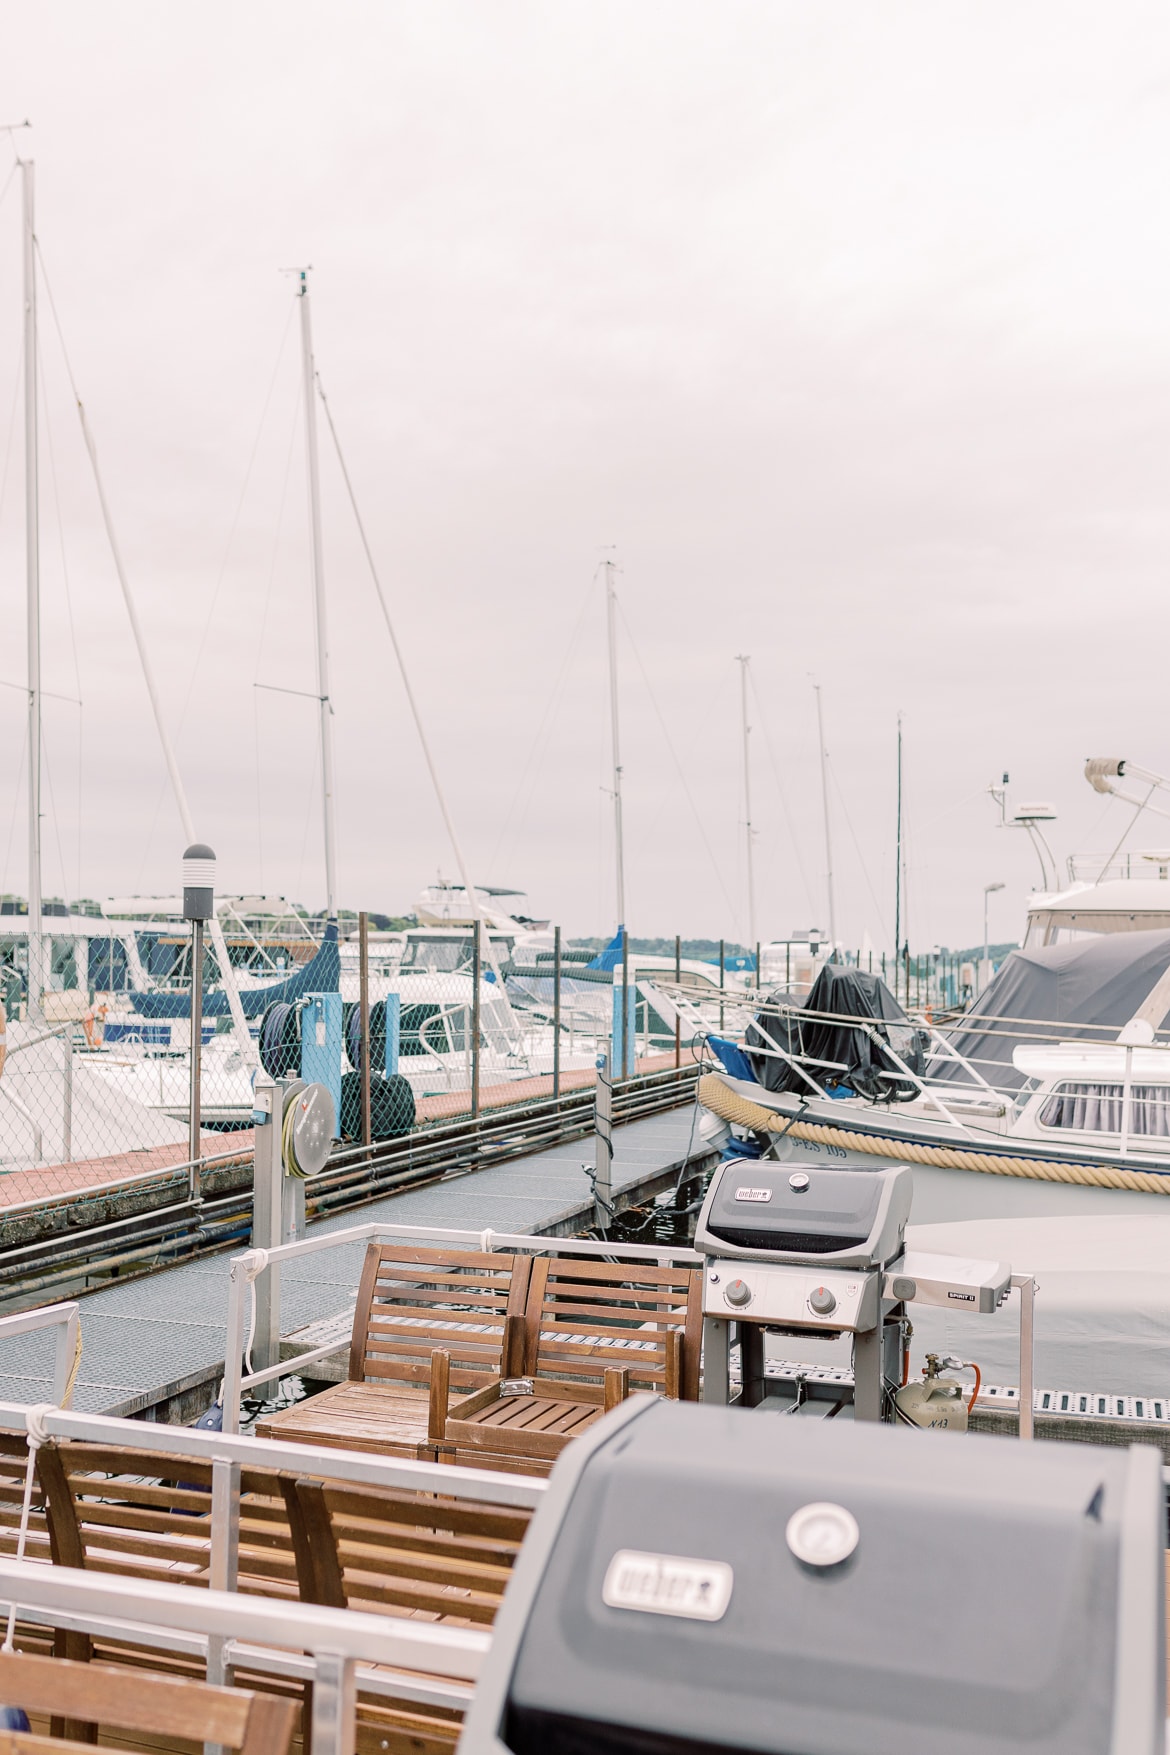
[697,1074,1170,1194]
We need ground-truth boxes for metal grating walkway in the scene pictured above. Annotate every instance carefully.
[0,1105,704,1415]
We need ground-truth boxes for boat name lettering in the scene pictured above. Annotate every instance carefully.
[734,1187,773,1203]
[947,1291,976,1303]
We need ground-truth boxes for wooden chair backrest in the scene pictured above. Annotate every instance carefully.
[524,1256,703,1399]
[35,1441,298,1599]
[0,1648,296,1752]
[281,1476,532,1625]
[349,1244,531,1393]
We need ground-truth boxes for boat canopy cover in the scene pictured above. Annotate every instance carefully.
[933,927,1170,1091]
[747,965,926,1102]
[129,920,340,1020]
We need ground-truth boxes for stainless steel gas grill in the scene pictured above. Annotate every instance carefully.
[694,1162,914,1419]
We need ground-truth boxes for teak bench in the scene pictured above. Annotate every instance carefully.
[256,1243,533,1457]
[0,1649,297,1753]
[26,1432,524,1754]
[433,1255,703,1473]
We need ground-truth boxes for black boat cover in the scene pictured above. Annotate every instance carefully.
[747,965,927,1102]
[932,927,1170,1091]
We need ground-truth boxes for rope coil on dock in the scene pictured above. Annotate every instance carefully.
[697,1073,1170,1194]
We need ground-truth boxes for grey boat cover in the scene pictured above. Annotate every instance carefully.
[933,927,1170,1090]
[748,965,927,1101]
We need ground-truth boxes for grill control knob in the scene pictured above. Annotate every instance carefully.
[809,1285,837,1316]
[725,1279,753,1308]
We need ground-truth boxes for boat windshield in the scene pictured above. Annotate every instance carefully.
[400,937,472,973]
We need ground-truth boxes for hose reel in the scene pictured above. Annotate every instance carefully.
[279,1078,334,1179]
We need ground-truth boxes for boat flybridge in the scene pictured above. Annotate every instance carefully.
[1023,756,1170,945]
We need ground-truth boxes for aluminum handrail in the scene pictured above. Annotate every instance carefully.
[0,1556,489,1755]
[0,1301,80,1404]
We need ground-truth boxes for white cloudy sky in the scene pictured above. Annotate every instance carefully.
[0,3,1167,949]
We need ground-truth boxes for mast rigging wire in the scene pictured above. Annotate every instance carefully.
[33,239,255,1059]
[314,372,519,1028]
[615,599,740,929]
[746,664,816,918]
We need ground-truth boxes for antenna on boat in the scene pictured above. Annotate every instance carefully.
[895,715,904,1000]
[20,153,45,1022]
[295,268,339,921]
[603,553,626,931]
[737,656,755,956]
[813,681,837,952]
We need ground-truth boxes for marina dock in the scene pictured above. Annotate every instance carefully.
[0,1103,709,1419]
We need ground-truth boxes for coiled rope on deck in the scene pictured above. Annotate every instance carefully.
[698,1073,1170,1194]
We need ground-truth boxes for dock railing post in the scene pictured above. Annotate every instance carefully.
[552,924,561,1101]
[250,1071,286,1374]
[594,1048,613,1229]
[621,930,630,1079]
[1012,1273,1036,1440]
[719,938,725,1032]
[206,1453,241,1708]
[674,933,681,1069]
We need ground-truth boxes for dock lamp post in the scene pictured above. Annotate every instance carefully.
[982,882,1004,997]
[183,843,216,1200]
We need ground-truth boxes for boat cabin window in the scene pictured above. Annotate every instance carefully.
[1038,1082,1123,1132]
[1129,1085,1170,1137]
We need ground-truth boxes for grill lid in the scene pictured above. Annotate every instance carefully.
[694,1163,912,1269]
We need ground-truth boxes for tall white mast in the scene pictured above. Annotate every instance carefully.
[298,270,338,920]
[22,157,44,1023]
[737,655,755,954]
[814,681,837,949]
[604,558,625,928]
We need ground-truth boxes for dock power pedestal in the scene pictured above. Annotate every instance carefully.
[694,1161,913,1420]
[458,1397,1165,1755]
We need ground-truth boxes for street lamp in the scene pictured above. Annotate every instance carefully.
[982,882,1004,996]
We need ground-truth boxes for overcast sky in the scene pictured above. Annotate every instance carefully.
[0,3,1168,949]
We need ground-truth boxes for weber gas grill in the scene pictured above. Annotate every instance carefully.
[694,1162,913,1418]
[458,1397,1164,1755]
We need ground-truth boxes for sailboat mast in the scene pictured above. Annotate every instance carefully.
[737,655,755,954]
[22,157,43,1023]
[604,558,626,927]
[894,712,903,999]
[298,270,338,920]
[814,681,837,950]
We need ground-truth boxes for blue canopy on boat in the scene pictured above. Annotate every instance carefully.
[129,920,340,1020]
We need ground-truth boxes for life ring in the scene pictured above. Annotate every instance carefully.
[0,998,6,1081]
[82,1002,108,1049]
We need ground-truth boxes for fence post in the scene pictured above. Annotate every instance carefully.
[471,920,481,1118]
[674,933,681,1069]
[621,929,631,1078]
[61,1027,73,1164]
[594,1047,613,1229]
[359,910,371,1152]
[552,924,561,1101]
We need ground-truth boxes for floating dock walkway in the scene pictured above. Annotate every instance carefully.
[0,1104,710,1419]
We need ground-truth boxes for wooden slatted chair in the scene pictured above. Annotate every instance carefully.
[255,1243,532,1457]
[0,1648,296,1752]
[433,1255,702,1472]
[281,1474,533,1753]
